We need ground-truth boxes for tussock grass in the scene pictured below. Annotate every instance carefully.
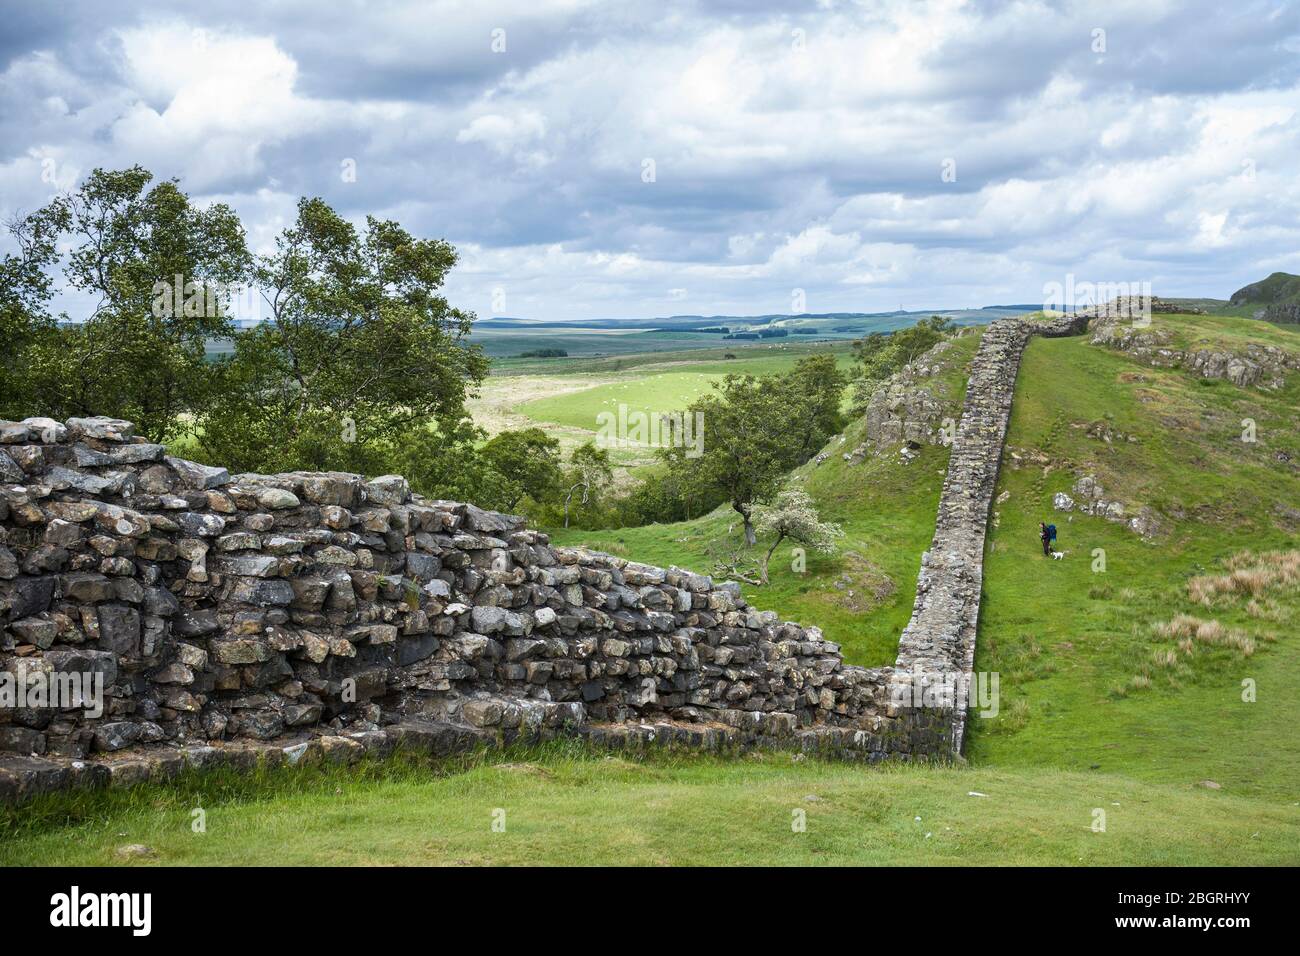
[1188,549,1300,605]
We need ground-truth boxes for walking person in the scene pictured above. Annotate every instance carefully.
[1039,521,1051,556]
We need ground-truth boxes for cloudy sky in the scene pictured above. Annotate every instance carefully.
[2,0,1299,321]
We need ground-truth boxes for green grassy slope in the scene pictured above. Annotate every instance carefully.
[972,317,1300,800]
[554,311,1300,803]
[546,332,981,665]
[1229,271,1300,306]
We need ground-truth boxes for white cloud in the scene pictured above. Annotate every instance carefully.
[2,1,1299,317]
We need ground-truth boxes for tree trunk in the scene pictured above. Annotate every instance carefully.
[759,531,786,585]
[563,483,582,529]
[734,501,756,546]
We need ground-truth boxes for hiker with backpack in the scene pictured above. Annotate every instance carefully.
[1039,521,1057,556]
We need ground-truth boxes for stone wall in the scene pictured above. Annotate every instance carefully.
[890,312,1089,753]
[1,311,1095,798]
[1,415,952,797]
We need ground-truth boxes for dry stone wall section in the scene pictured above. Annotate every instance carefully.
[891,313,1090,753]
[0,312,1092,798]
[0,416,950,799]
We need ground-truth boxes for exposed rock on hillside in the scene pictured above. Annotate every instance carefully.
[1089,316,1299,388]
[1053,474,1163,538]
[846,337,964,464]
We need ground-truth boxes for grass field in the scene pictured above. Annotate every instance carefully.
[519,352,856,432]
[3,747,1295,866]
[477,341,857,473]
[972,323,1300,800]
[7,310,1299,867]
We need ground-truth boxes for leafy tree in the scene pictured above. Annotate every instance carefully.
[751,487,844,584]
[785,354,849,460]
[661,374,803,545]
[607,467,718,527]
[659,357,847,544]
[0,204,66,419]
[394,416,515,509]
[562,442,614,527]
[5,167,249,440]
[198,197,488,472]
[850,315,954,410]
[480,427,563,511]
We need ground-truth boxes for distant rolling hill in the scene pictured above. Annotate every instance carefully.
[1228,271,1300,325]
[1230,271,1300,306]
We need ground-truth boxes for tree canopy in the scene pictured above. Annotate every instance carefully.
[660,357,847,544]
[2,166,250,440]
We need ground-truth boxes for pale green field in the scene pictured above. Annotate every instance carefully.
[475,345,856,474]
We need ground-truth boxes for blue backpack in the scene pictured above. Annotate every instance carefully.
[1047,523,1057,542]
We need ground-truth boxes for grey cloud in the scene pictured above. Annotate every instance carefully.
[1,0,1298,320]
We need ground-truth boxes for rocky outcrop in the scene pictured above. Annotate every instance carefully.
[1053,475,1163,538]
[1,415,955,798]
[856,339,960,453]
[1089,316,1300,389]
[1264,303,1300,324]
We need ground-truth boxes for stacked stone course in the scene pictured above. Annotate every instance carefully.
[1,415,949,798]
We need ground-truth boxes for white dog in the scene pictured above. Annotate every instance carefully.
[1050,550,1067,560]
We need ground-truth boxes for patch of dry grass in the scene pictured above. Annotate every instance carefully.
[1149,613,1260,656]
[1187,549,1300,605]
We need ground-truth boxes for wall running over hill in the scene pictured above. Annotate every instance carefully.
[1,313,1091,799]
[892,312,1090,753]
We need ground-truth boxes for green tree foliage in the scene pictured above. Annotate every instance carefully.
[395,422,564,516]
[786,354,849,460]
[2,166,250,440]
[0,203,65,416]
[850,314,954,410]
[609,467,718,527]
[561,442,614,527]
[479,427,563,511]
[660,360,846,544]
[394,417,511,509]
[198,197,488,472]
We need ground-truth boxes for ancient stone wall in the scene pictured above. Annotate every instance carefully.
[1,415,951,797]
[891,312,1089,753]
[1,311,1097,798]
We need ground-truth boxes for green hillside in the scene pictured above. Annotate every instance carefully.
[1230,271,1300,306]
[554,311,1300,801]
